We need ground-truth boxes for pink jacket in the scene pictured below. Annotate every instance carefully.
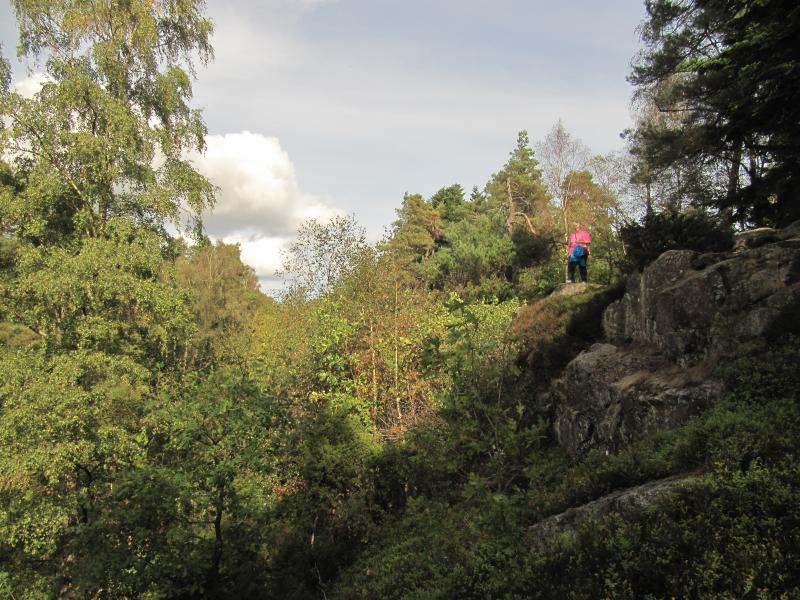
[567,230,591,256]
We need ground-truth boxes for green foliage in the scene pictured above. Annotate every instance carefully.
[1,0,215,241]
[307,303,359,397]
[381,129,626,298]
[719,337,800,405]
[10,219,195,363]
[331,498,468,600]
[518,462,800,600]
[620,208,734,271]
[485,130,553,232]
[8,1,785,594]
[427,211,514,294]
[411,296,553,498]
[513,257,564,299]
[511,227,554,269]
[336,454,800,599]
[0,347,150,591]
[0,232,279,597]
[260,394,381,599]
[629,0,800,225]
[387,193,444,277]
[437,295,522,399]
[143,368,277,597]
[430,184,467,222]
[176,240,265,369]
[0,48,9,94]
[331,335,800,599]
[0,10,264,585]
[587,219,626,285]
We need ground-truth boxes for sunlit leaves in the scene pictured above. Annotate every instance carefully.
[2,0,215,240]
[11,220,194,362]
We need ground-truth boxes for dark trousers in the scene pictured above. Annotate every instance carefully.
[568,260,587,283]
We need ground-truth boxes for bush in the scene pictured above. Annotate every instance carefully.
[620,209,733,271]
[514,256,564,300]
[511,228,554,269]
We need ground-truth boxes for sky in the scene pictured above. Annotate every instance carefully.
[0,0,647,292]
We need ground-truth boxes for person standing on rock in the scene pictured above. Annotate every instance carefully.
[567,221,591,283]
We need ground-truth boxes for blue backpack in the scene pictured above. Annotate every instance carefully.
[569,244,588,264]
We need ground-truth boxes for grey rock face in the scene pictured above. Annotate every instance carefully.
[529,474,691,551]
[733,227,778,250]
[552,222,800,460]
[553,344,720,458]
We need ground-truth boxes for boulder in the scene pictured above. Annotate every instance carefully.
[604,224,800,360]
[733,227,778,250]
[553,344,719,458]
[549,282,604,298]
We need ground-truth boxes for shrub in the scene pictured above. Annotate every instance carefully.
[620,209,733,271]
[511,228,554,269]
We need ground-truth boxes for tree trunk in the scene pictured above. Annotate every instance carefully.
[392,254,401,423]
[722,143,743,225]
[506,177,516,234]
[563,197,570,283]
[370,320,378,408]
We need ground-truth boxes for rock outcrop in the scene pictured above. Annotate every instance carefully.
[551,222,800,460]
[529,474,692,550]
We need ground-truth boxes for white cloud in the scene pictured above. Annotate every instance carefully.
[12,71,52,98]
[220,231,288,280]
[188,131,341,288]
[194,131,337,236]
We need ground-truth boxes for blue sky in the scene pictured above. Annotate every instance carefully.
[1,0,647,289]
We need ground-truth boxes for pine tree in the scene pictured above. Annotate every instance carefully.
[629,0,800,225]
[485,130,554,235]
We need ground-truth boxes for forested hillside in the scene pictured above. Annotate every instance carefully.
[1,0,799,598]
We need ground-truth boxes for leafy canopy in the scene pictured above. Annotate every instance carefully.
[1,0,216,241]
[629,0,800,225]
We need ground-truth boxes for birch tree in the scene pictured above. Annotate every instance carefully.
[536,120,591,247]
[279,214,367,299]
